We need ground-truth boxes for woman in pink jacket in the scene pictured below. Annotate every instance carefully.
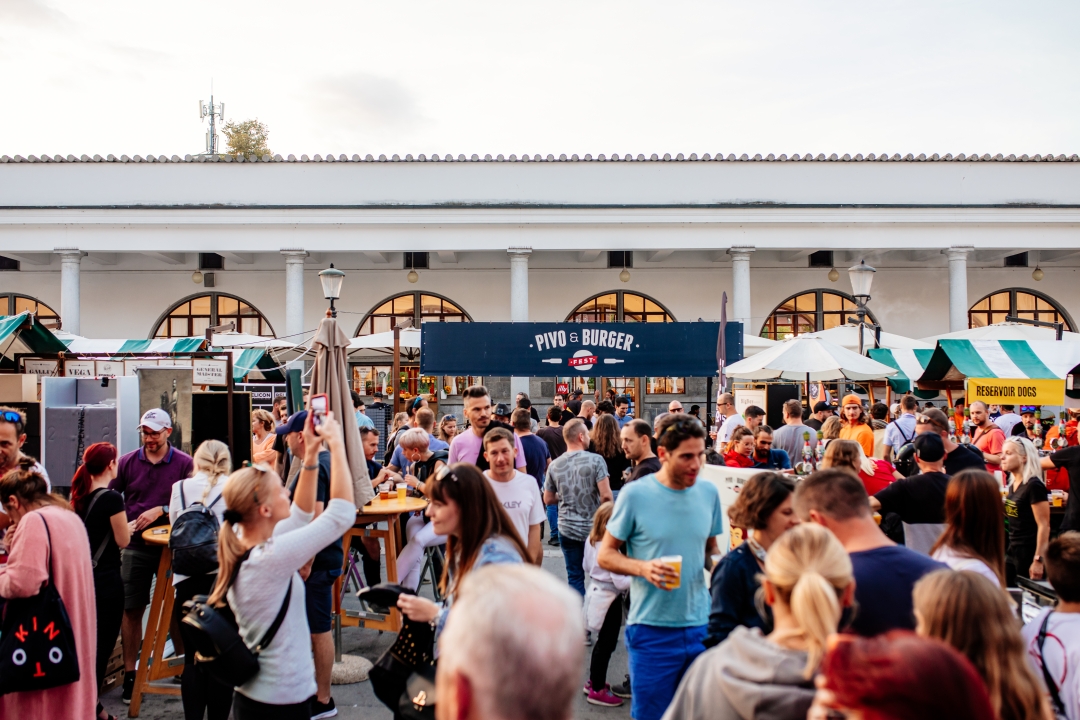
[0,465,97,719]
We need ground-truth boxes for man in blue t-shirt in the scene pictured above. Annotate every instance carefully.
[387,408,448,473]
[512,408,550,492]
[793,467,946,637]
[599,417,724,720]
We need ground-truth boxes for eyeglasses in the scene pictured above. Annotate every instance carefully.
[0,411,22,424]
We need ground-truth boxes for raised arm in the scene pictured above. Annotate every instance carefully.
[316,413,355,507]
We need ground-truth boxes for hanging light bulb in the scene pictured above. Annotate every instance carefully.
[191,270,203,284]
[828,267,839,282]
[407,269,419,283]
[1032,266,1044,282]
[620,268,631,283]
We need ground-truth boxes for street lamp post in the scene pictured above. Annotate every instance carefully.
[318,263,345,318]
[848,260,877,355]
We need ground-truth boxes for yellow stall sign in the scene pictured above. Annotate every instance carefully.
[966,378,1065,406]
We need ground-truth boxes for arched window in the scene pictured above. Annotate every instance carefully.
[353,292,472,336]
[566,291,675,323]
[968,288,1074,331]
[760,289,877,340]
[0,293,60,329]
[152,293,276,339]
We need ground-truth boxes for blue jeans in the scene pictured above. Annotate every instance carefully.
[559,536,586,596]
[546,504,559,539]
[625,624,708,720]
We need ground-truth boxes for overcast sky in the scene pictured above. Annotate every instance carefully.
[2,0,1078,158]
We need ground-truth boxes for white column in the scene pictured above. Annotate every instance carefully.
[946,247,973,333]
[508,247,532,400]
[281,250,308,338]
[728,247,755,331]
[56,249,82,335]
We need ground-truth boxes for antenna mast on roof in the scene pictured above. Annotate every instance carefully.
[199,84,225,155]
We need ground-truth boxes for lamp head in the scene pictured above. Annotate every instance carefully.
[319,263,345,300]
[848,260,876,301]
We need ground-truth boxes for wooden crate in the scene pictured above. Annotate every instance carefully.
[100,635,125,694]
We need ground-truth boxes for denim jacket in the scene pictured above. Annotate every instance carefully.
[435,534,524,648]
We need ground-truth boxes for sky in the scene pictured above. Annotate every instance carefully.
[1,0,1078,158]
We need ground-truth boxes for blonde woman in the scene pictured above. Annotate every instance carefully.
[914,570,1052,720]
[169,439,233,720]
[1001,436,1051,582]
[820,416,842,444]
[662,523,854,720]
[251,409,277,465]
[208,412,354,719]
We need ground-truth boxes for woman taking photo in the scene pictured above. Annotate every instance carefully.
[0,466,98,719]
[251,409,277,465]
[71,443,131,720]
[820,439,900,495]
[169,440,233,720]
[723,426,757,468]
[929,469,1006,586]
[397,463,529,637]
[208,411,354,719]
[838,395,875,458]
[914,570,1051,720]
[590,414,630,496]
[1000,436,1051,583]
[705,472,798,647]
[664,523,854,720]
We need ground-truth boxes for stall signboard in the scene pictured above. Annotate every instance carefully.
[64,360,96,378]
[556,382,569,395]
[95,360,123,377]
[422,322,738,377]
[124,360,159,376]
[193,359,229,386]
[734,389,766,417]
[966,377,1065,406]
[23,360,58,377]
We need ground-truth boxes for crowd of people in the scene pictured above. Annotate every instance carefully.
[0,380,1077,720]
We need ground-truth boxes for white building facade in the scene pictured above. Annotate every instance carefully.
[2,151,1079,415]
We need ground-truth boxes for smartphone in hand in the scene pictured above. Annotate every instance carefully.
[309,393,329,426]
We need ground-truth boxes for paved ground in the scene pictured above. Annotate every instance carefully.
[104,547,633,719]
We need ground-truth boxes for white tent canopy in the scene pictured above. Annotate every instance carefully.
[725,336,899,382]
[804,324,932,353]
[742,334,779,357]
[348,328,422,351]
[922,322,1080,344]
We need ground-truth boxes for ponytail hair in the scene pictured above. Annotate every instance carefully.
[192,440,232,504]
[761,523,853,676]
[207,465,278,606]
[1,463,70,513]
[70,442,118,514]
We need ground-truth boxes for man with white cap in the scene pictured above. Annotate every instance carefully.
[109,408,194,704]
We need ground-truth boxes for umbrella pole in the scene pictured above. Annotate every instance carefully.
[392,326,401,416]
[805,372,810,410]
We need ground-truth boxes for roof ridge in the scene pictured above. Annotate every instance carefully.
[2,152,1078,164]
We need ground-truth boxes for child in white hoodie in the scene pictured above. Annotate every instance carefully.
[582,501,632,707]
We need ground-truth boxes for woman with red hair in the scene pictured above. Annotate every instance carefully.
[809,631,996,720]
[72,442,131,720]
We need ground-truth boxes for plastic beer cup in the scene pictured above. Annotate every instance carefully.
[660,555,682,590]
[396,483,408,502]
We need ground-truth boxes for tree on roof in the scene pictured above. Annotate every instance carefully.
[222,119,271,158]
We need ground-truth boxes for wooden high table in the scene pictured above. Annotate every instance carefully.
[128,526,183,718]
[333,496,429,647]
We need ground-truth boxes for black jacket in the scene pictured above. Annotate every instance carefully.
[705,542,771,648]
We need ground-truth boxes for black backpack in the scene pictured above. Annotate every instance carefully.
[170,480,224,577]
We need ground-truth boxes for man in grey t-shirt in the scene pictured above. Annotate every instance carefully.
[544,419,612,595]
[771,399,818,463]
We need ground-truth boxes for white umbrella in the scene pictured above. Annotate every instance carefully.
[922,322,1080,344]
[211,332,304,350]
[742,334,780,357]
[347,328,422,351]
[725,336,899,382]
[804,325,932,352]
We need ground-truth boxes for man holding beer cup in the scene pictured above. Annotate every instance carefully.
[597,416,724,720]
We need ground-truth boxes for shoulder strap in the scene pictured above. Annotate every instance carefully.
[253,581,293,653]
[83,487,105,521]
[179,479,187,508]
[206,491,223,510]
[36,512,54,583]
[1037,611,1067,717]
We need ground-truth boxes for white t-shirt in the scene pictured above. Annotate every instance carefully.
[483,470,545,547]
[717,413,746,444]
[1021,608,1080,720]
[931,545,1000,586]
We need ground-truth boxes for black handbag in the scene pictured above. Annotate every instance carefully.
[181,550,292,688]
[0,513,81,695]
[367,584,436,716]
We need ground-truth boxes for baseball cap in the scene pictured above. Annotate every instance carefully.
[913,432,946,463]
[494,403,511,416]
[275,410,309,435]
[813,401,832,413]
[841,394,863,408]
[138,408,172,432]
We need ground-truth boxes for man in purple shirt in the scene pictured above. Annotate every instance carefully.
[448,385,528,472]
[109,408,194,703]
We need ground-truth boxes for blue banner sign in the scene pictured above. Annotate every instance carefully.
[421,322,741,377]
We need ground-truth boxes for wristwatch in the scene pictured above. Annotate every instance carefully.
[161,505,169,514]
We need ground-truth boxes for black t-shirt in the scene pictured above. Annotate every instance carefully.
[627,456,663,483]
[805,418,823,431]
[849,546,946,636]
[1049,446,1080,533]
[560,409,576,425]
[78,488,126,579]
[289,450,344,572]
[1005,478,1049,547]
[944,444,986,476]
[567,400,582,416]
[873,472,949,524]
[589,443,631,491]
[537,426,568,460]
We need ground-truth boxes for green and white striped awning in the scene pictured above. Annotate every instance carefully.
[920,339,1080,383]
[867,348,935,394]
[0,312,69,362]
[59,336,205,354]
[221,347,286,382]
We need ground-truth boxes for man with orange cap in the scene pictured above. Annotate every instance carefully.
[839,394,875,457]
